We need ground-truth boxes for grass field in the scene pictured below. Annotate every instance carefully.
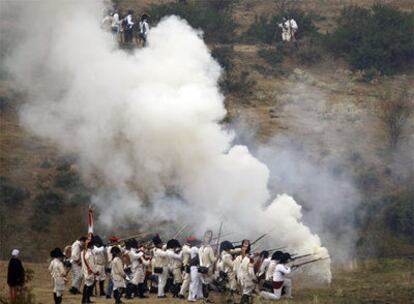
[1,258,413,304]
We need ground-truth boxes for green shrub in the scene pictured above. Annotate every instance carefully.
[326,4,414,74]
[54,170,81,190]
[211,46,233,71]
[243,8,319,44]
[295,38,323,65]
[220,71,256,96]
[257,47,284,65]
[384,192,414,240]
[33,191,64,215]
[0,176,30,207]
[147,2,236,43]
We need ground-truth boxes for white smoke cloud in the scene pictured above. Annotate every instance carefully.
[3,0,331,281]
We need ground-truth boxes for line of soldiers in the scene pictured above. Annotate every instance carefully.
[48,231,327,304]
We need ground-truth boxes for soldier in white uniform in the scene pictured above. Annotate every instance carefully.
[49,248,67,304]
[198,230,216,302]
[188,242,202,302]
[166,239,183,297]
[260,253,293,300]
[178,237,193,298]
[81,240,98,304]
[152,235,169,298]
[69,236,86,295]
[265,251,283,281]
[92,236,107,296]
[220,241,237,303]
[111,246,126,304]
[238,240,257,304]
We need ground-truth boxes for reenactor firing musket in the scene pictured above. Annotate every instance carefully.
[292,257,330,269]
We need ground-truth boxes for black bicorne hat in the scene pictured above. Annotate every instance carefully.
[220,240,234,252]
[152,234,163,246]
[271,250,284,261]
[50,247,64,258]
[167,239,181,249]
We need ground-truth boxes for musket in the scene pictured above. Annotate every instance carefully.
[292,253,314,260]
[212,231,232,241]
[231,233,268,246]
[251,233,268,246]
[108,233,147,245]
[262,246,286,252]
[292,257,330,268]
[215,222,223,255]
[172,224,188,239]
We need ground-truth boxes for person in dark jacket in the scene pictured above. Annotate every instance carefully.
[7,249,25,302]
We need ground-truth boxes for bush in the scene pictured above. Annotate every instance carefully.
[384,192,414,241]
[0,176,30,207]
[295,38,323,65]
[147,2,236,43]
[243,8,319,44]
[211,46,233,71]
[326,4,414,74]
[220,71,256,96]
[54,170,81,190]
[33,191,64,215]
[257,47,284,65]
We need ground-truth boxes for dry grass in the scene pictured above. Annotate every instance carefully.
[1,258,413,304]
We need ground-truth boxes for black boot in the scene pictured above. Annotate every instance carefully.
[113,289,123,304]
[99,281,105,296]
[81,285,88,304]
[87,285,94,303]
[240,294,250,304]
[137,283,147,298]
[202,283,210,299]
[53,293,57,304]
[57,296,62,304]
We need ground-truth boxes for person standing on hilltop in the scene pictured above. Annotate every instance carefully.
[69,236,87,295]
[49,248,67,304]
[123,9,134,44]
[138,14,150,47]
[7,249,25,303]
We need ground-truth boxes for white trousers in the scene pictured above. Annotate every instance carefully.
[260,279,292,300]
[188,266,202,301]
[156,266,168,297]
[71,263,83,289]
[179,271,190,295]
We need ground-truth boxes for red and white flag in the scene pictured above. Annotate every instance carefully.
[88,206,94,239]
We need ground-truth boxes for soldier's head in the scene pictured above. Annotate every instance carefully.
[78,236,87,248]
[50,247,64,260]
[271,250,283,261]
[280,252,291,264]
[220,240,234,253]
[260,250,269,258]
[241,239,251,254]
[110,246,121,258]
[203,230,213,245]
[152,234,163,248]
